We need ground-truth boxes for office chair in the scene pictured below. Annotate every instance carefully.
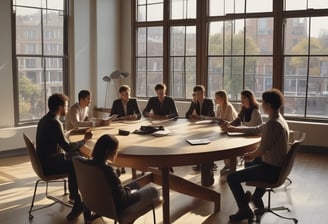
[246,131,306,224]
[72,156,160,224]
[23,133,71,220]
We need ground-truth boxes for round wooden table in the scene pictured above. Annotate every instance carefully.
[71,118,260,224]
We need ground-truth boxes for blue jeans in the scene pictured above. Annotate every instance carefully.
[227,158,281,209]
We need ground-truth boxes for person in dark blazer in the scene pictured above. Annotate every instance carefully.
[185,85,215,185]
[142,83,178,119]
[185,85,215,119]
[110,85,141,120]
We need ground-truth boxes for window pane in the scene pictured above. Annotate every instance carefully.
[147,27,163,56]
[17,57,44,121]
[185,57,196,97]
[16,7,42,55]
[224,19,244,55]
[208,57,224,98]
[147,57,163,72]
[186,26,196,55]
[171,26,185,56]
[137,5,146,21]
[170,0,196,20]
[245,57,272,95]
[171,57,184,97]
[15,0,42,7]
[209,0,224,16]
[224,57,244,100]
[225,0,244,14]
[137,58,146,72]
[147,3,163,21]
[246,18,273,55]
[147,72,163,96]
[310,17,328,55]
[285,0,307,11]
[285,0,328,10]
[284,18,309,55]
[246,0,272,13]
[284,96,305,117]
[148,0,163,3]
[308,0,328,9]
[137,28,146,56]
[208,22,224,55]
[44,10,64,56]
[47,0,64,10]
[136,72,147,96]
[138,0,146,4]
[307,56,328,116]
[284,56,307,116]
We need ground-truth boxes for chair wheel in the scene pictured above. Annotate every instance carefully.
[29,214,33,220]
[293,219,298,224]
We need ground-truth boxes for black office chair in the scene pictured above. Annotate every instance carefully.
[246,131,306,224]
[23,134,72,220]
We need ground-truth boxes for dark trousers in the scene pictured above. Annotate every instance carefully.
[200,162,214,186]
[42,157,80,201]
[227,158,281,209]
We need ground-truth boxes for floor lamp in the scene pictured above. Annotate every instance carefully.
[102,70,129,108]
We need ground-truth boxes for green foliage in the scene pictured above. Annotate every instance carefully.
[18,75,41,120]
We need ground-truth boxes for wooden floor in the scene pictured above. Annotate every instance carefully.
[1,150,328,224]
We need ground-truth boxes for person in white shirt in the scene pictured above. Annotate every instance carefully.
[214,90,238,123]
[65,90,92,131]
[223,89,289,222]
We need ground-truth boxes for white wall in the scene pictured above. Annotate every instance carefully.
[0,0,15,128]
[96,0,121,108]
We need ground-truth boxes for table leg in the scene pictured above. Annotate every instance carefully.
[161,167,170,224]
[149,168,221,214]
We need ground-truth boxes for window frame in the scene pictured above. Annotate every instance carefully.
[131,0,328,122]
[12,0,69,126]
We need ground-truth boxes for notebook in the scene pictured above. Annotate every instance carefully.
[186,138,211,145]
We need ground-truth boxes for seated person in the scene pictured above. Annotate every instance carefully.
[36,93,93,220]
[110,85,141,120]
[142,83,178,119]
[185,85,215,120]
[220,89,263,175]
[185,85,215,185]
[90,134,159,211]
[224,89,289,221]
[214,90,238,124]
[65,90,108,131]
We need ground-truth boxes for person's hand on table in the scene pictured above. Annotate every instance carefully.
[127,114,138,120]
[83,130,93,142]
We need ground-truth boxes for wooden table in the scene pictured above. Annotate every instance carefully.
[70,119,260,224]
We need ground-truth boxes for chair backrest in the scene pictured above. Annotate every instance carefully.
[274,131,306,187]
[23,133,45,179]
[72,156,118,219]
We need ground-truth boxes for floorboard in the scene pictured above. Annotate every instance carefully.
[1,151,327,224]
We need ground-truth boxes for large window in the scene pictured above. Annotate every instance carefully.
[133,0,328,121]
[283,1,328,119]
[12,0,67,125]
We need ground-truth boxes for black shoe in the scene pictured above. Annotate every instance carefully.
[192,164,201,171]
[254,208,266,216]
[229,207,254,221]
[83,209,101,224]
[66,202,85,220]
